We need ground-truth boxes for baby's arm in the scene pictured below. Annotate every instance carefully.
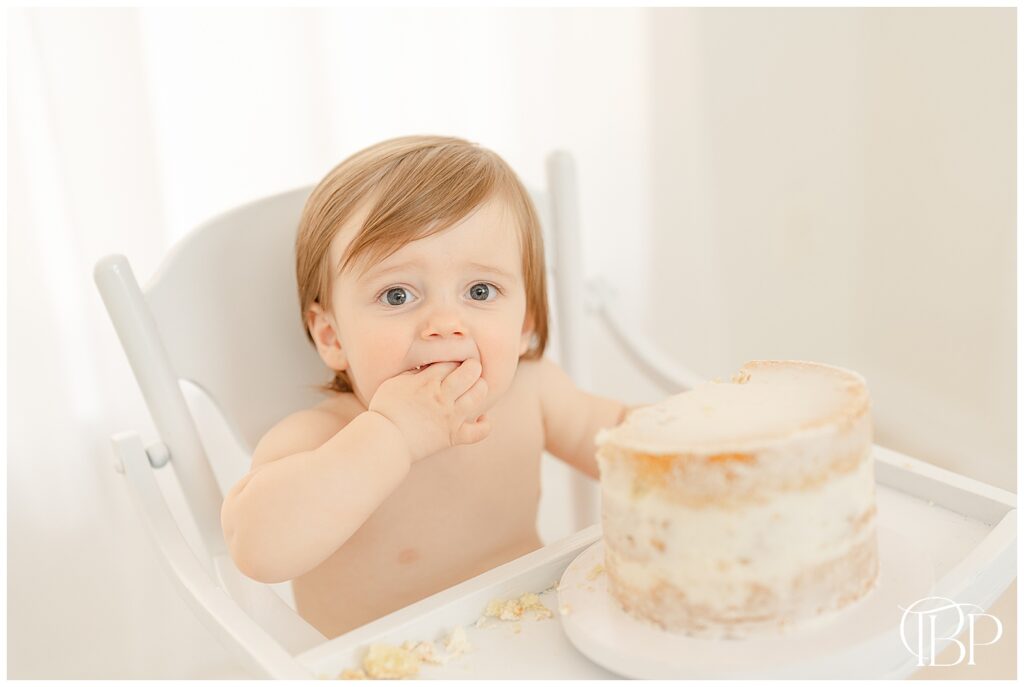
[538,356,644,481]
[220,409,412,584]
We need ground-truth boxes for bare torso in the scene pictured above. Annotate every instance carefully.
[292,359,545,639]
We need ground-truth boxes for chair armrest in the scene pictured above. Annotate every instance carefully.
[212,554,327,656]
[109,431,316,678]
[585,276,708,394]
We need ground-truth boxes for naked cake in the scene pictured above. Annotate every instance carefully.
[594,360,880,639]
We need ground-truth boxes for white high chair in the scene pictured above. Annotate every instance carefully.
[93,151,706,678]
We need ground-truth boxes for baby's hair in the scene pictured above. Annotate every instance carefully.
[295,134,550,394]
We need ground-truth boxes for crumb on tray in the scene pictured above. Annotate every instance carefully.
[443,625,472,657]
[359,644,421,680]
[340,625,474,680]
[401,639,444,666]
[481,591,554,623]
[731,370,752,384]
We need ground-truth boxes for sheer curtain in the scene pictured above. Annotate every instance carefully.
[8,7,655,678]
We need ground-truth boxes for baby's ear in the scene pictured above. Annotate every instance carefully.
[519,312,536,356]
[306,302,349,372]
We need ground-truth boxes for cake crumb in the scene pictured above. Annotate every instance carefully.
[560,603,572,616]
[512,622,522,634]
[482,591,554,623]
[401,639,444,666]
[361,644,420,679]
[443,625,472,657]
[731,370,752,384]
[586,563,605,580]
[344,625,475,678]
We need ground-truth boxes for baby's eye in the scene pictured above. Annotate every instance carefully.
[378,286,414,307]
[468,282,499,302]
[376,283,500,308]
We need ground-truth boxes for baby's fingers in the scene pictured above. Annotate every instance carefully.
[454,376,488,415]
[454,414,490,445]
[440,358,482,398]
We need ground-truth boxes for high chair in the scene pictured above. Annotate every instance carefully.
[93,151,707,678]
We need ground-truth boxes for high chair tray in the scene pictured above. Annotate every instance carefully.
[295,444,1016,679]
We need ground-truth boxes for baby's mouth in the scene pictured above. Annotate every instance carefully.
[409,360,464,373]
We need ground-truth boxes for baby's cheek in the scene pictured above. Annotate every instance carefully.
[479,340,519,400]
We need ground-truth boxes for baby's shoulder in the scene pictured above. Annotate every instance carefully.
[511,356,546,399]
[517,355,584,417]
[514,355,543,379]
[311,390,365,423]
[514,355,561,392]
[505,356,562,421]
[250,393,361,471]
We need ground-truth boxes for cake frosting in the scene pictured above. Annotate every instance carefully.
[594,360,880,639]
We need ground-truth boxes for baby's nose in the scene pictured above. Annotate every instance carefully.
[421,304,466,339]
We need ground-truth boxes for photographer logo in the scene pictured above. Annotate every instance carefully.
[899,596,1003,667]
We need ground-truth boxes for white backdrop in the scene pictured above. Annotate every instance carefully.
[7,6,1016,679]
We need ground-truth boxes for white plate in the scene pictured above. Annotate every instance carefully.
[557,524,935,679]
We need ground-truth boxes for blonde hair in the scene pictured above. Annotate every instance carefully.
[295,135,550,394]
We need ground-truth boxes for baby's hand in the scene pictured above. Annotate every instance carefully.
[368,359,490,462]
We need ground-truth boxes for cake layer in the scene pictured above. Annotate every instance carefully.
[600,446,877,582]
[605,524,879,639]
[596,402,871,508]
[595,360,870,456]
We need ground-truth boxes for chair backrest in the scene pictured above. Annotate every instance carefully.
[146,186,336,454]
[95,150,585,567]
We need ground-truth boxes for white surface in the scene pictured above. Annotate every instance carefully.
[291,447,1015,679]
[557,526,934,679]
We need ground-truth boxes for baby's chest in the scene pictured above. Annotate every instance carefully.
[367,395,545,541]
[323,368,547,574]
[402,409,542,515]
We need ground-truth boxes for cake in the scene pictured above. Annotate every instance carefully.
[594,360,880,639]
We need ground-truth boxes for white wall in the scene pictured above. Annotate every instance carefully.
[644,8,1015,494]
[7,7,1014,679]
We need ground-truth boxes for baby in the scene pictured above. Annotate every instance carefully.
[221,135,636,639]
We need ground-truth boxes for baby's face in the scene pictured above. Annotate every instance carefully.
[310,195,533,410]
